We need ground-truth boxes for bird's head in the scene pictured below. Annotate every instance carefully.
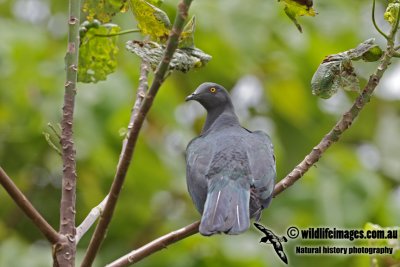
[185,82,232,111]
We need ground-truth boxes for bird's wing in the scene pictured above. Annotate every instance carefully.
[246,130,276,210]
[186,136,213,214]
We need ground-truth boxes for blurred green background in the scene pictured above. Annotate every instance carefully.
[0,0,399,266]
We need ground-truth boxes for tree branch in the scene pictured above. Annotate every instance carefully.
[54,0,81,265]
[106,221,200,267]
[273,6,398,197]
[75,61,150,245]
[81,0,194,261]
[75,195,109,244]
[0,167,61,244]
[103,8,400,267]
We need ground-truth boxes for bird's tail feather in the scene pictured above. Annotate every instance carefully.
[199,180,250,236]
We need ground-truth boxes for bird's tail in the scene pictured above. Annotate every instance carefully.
[199,179,250,236]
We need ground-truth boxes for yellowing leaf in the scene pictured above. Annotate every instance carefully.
[129,0,171,42]
[384,2,400,25]
[83,0,128,23]
[179,16,196,48]
[78,23,121,83]
[279,0,316,32]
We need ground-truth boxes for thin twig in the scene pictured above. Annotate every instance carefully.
[75,195,109,244]
[0,167,61,244]
[55,0,81,264]
[106,221,200,267]
[103,8,400,267]
[42,131,62,156]
[76,61,149,245]
[48,122,62,141]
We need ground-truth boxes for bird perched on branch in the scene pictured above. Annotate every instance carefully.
[185,82,276,236]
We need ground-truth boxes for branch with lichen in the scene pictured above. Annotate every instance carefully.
[80,1,194,266]
[75,61,149,245]
[102,3,400,267]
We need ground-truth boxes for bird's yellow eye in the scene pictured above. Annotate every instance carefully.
[209,87,217,93]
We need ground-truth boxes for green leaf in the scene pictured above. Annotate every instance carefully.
[78,23,121,83]
[126,40,212,73]
[82,0,129,23]
[384,2,400,25]
[311,39,384,99]
[362,45,383,62]
[129,0,171,42]
[279,0,316,32]
[179,16,196,48]
[311,55,359,99]
[346,38,382,61]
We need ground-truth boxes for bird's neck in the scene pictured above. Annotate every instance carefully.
[202,103,239,134]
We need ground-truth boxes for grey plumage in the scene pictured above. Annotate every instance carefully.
[185,82,276,236]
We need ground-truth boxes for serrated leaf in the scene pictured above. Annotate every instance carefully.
[279,0,316,33]
[384,2,400,25]
[129,0,171,42]
[78,23,121,83]
[126,40,211,73]
[179,16,196,48]
[83,0,128,23]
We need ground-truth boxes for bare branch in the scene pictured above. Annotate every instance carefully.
[75,61,150,247]
[54,0,81,264]
[75,195,109,244]
[0,167,61,244]
[106,221,200,267]
[118,61,150,167]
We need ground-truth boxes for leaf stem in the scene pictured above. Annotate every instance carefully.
[372,0,389,40]
[94,29,141,37]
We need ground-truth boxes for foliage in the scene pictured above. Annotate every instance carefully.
[125,40,211,72]
[129,0,171,42]
[82,0,129,23]
[278,0,316,32]
[384,1,400,25]
[311,39,383,99]
[78,22,121,83]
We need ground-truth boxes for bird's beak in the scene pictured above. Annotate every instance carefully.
[185,93,197,102]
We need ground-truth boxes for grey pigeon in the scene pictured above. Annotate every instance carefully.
[185,82,276,236]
